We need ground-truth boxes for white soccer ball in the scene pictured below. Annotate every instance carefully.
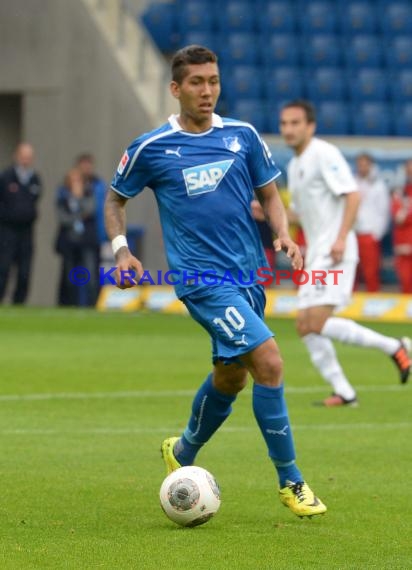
[159,466,221,527]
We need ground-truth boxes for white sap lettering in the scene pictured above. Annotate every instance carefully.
[210,168,223,185]
[186,172,199,190]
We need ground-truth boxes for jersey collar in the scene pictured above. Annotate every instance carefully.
[168,113,223,131]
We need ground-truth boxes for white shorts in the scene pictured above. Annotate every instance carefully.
[297,258,356,311]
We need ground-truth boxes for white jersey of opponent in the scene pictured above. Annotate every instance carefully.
[288,137,359,268]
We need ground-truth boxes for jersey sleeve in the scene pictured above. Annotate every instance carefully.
[319,144,357,196]
[111,137,153,199]
[247,129,281,188]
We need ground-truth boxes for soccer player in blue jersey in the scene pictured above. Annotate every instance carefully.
[105,45,326,518]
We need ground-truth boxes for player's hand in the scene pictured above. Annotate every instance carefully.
[114,248,143,289]
[330,237,346,264]
[273,237,303,270]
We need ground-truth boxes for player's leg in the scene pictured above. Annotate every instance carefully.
[162,362,248,473]
[241,338,326,517]
[298,306,357,405]
[320,316,411,384]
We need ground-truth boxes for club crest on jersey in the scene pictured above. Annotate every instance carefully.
[183,160,234,196]
[117,150,129,175]
[223,136,241,153]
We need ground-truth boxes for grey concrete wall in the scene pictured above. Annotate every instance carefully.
[0,0,166,305]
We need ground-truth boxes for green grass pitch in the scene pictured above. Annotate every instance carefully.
[0,308,411,569]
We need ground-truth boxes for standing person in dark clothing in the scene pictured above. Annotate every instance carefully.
[0,142,42,304]
[75,153,107,302]
[55,167,99,307]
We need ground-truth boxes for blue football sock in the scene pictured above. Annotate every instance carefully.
[174,373,236,466]
[253,383,303,487]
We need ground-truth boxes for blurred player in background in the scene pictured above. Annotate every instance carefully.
[391,158,412,294]
[354,153,390,292]
[280,100,411,407]
[0,142,42,304]
[106,45,327,519]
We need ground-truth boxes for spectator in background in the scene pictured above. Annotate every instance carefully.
[354,153,390,292]
[391,159,412,294]
[75,153,107,246]
[0,142,42,304]
[55,167,99,306]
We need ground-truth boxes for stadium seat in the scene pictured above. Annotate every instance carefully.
[392,103,412,136]
[230,99,268,132]
[348,68,388,101]
[298,2,337,34]
[351,102,392,136]
[218,33,260,66]
[384,36,412,69]
[340,2,379,35]
[217,1,256,33]
[344,35,383,68]
[389,70,412,102]
[260,34,300,68]
[305,67,347,101]
[177,31,220,53]
[141,2,178,53]
[316,102,350,135]
[379,3,412,35]
[257,2,297,35]
[301,35,341,67]
[263,67,304,102]
[222,65,263,103]
[178,0,215,33]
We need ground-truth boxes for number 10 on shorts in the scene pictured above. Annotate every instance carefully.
[213,306,245,338]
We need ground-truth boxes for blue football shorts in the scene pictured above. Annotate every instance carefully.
[181,285,274,365]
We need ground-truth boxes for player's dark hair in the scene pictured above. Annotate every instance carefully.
[282,100,317,123]
[171,45,218,84]
[356,152,374,163]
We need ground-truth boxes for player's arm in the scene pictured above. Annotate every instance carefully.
[105,189,143,289]
[331,191,361,263]
[256,181,303,270]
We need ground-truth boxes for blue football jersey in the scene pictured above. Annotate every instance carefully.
[111,114,281,297]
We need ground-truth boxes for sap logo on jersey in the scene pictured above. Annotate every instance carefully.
[183,160,234,196]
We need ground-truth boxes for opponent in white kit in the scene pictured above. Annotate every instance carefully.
[280,100,411,406]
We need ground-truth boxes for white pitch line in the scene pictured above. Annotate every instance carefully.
[0,422,410,436]
[0,384,408,403]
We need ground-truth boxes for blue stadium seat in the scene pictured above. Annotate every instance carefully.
[351,102,392,135]
[344,35,383,68]
[141,2,178,53]
[230,99,268,132]
[298,2,337,34]
[263,67,304,102]
[348,69,388,101]
[257,2,297,35]
[306,67,347,101]
[389,70,412,102]
[218,1,256,33]
[260,34,300,68]
[379,3,412,35]
[218,33,260,65]
[316,102,350,135]
[340,2,379,35]
[177,31,220,53]
[178,0,215,33]
[384,36,412,69]
[222,65,263,103]
[392,103,412,136]
[301,35,341,67]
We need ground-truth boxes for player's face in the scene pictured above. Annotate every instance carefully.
[356,156,372,178]
[279,107,315,151]
[15,144,34,169]
[170,63,221,130]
